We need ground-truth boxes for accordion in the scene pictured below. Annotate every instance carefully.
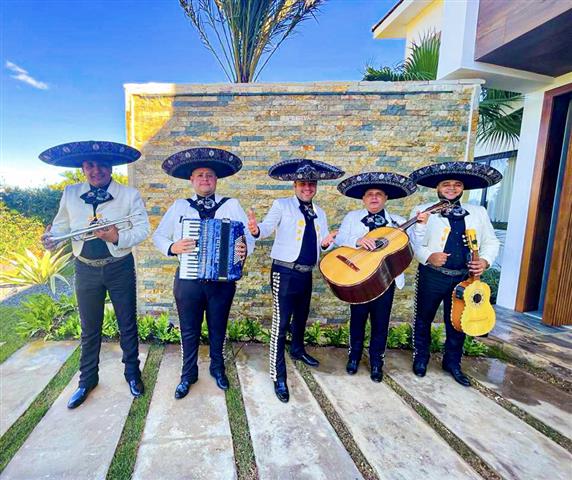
[179,218,245,281]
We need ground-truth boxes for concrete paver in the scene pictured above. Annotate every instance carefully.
[2,343,148,480]
[0,340,78,436]
[386,351,572,480]
[235,343,362,480]
[132,345,236,480]
[466,357,572,438]
[309,347,480,479]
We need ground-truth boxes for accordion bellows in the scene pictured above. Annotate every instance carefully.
[179,218,245,281]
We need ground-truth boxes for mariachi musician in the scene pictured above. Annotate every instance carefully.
[40,140,150,409]
[409,161,501,386]
[153,148,254,399]
[247,159,343,403]
[336,172,417,382]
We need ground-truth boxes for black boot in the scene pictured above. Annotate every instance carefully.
[346,359,359,375]
[443,364,471,387]
[274,380,290,403]
[412,359,427,377]
[370,365,383,383]
[67,383,97,409]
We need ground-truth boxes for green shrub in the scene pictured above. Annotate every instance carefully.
[0,202,45,259]
[463,336,489,356]
[323,323,349,347]
[17,294,74,339]
[102,305,119,338]
[54,312,82,340]
[137,315,155,341]
[387,323,413,349]
[304,321,323,345]
[481,268,500,304]
[430,325,445,352]
[201,319,209,342]
[227,320,243,341]
[0,187,62,226]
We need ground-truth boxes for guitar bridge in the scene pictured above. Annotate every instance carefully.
[336,255,360,271]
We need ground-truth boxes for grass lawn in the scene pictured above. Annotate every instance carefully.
[0,306,26,363]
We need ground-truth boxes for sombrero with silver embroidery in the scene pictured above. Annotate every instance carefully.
[39,141,141,168]
[268,159,344,181]
[337,171,417,199]
[162,147,242,179]
[409,161,502,190]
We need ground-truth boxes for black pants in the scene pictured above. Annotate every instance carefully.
[413,264,466,368]
[174,275,236,381]
[269,267,312,381]
[75,254,141,388]
[349,281,396,367]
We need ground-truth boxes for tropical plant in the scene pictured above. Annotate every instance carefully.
[0,247,72,294]
[430,325,445,352]
[154,312,181,343]
[17,294,75,339]
[137,315,156,341]
[387,323,413,349]
[179,0,324,82]
[481,267,500,304]
[102,305,119,338]
[364,31,523,148]
[54,312,82,340]
[49,169,128,191]
[304,321,323,345]
[323,323,349,347]
[463,336,488,356]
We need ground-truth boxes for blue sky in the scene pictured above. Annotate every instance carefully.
[1,0,404,186]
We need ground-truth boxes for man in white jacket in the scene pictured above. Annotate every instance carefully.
[153,148,253,399]
[409,161,501,386]
[247,159,343,402]
[336,172,417,382]
[40,140,150,409]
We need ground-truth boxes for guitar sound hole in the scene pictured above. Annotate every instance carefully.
[473,293,482,304]
[374,238,389,250]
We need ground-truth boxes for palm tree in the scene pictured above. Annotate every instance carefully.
[180,0,324,83]
[364,32,523,148]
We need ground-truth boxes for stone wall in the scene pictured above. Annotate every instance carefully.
[125,81,480,324]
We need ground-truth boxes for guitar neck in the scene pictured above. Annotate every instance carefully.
[396,200,451,232]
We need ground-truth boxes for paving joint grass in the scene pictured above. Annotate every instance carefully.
[225,342,258,480]
[295,360,380,480]
[106,343,164,480]
[383,373,502,480]
[469,377,572,453]
[0,345,81,473]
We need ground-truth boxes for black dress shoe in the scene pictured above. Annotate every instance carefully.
[346,359,359,375]
[211,371,230,391]
[443,365,471,387]
[128,379,145,397]
[370,365,383,383]
[291,352,319,367]
[412,359,427,377]
[174,378,198,399]
[274,380,289,403]
[67,384,97,409]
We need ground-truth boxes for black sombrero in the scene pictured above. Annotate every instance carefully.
[409,161,502,190]
[337,171,417,199]
[39,141,141,168]
[268,159,344,181]
[162,148,242,179]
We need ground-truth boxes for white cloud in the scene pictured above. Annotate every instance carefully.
[5,60,48,90]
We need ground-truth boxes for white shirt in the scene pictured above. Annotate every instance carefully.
[409,202,500,267]
[257,196,330,263]
[336,208,406,289]
[51,180,150,258]
[152,194,255,257]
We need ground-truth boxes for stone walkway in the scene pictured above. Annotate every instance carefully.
[1,341,571,479]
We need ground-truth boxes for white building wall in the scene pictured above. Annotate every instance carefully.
[496,72,572,309]
[404,0,443,53]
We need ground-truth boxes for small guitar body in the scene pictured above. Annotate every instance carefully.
[320,227,413,304]
[451,229,496,336]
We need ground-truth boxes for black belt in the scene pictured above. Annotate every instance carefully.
[425,264,468,277]
[76,255,127,267]
[272,259,314,273]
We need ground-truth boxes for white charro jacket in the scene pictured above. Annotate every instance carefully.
[257,196,330,263]
[51,180,150,258]
[409,202,500,267]
[336,208,406,289]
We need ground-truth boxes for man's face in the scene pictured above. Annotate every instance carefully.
[437,179,464,200]
[82,160,112,188]
[362,189,387,213]
[294,180,317,202]
[190,167,217,196]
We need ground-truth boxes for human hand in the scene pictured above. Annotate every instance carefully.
[468,258,488,276]
[247,208,259,236]
[41,224,59,251]
[416,211,429,224]
[357,236,377,251]
[171,238,197,255]
[321,230,337,248]
[94,224,119,243]
[427,252,450,267]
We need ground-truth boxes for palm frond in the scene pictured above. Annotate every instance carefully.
[477,88,523,148]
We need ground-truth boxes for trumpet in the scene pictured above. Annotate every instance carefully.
[48,213,142,243]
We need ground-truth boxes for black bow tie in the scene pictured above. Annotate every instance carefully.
[196,195,216,210]
[361,211,387,229]
[441,203,468,219]
[298,201,317,219]
[80,187,113,206]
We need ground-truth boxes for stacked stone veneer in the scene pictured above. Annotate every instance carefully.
[125,81,480,324]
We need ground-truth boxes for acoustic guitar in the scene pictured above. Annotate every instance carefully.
[451,229,496,336]
[320,200,450,304]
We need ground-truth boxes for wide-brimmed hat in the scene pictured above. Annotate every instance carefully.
[337,171,417,199]
[268,159,344,181]
[39,141,141,168]
[409,161,502,190]
[162,148,242,179]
